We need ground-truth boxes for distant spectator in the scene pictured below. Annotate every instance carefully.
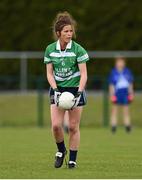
[109,56,134,133]
[63,111,69,134]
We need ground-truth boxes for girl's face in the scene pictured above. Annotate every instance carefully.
[59,25,73,44]
[115,58,126,71]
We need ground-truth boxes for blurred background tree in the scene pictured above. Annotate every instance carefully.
[0,0,142,82]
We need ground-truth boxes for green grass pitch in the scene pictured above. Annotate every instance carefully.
[0,127,142,178]
[0,94,142,127]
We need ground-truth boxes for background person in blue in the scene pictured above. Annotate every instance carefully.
[109,56,134,133]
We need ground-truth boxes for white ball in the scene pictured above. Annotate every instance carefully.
[58,92,75,110]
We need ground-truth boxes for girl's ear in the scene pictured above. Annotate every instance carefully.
[56,31,60,37]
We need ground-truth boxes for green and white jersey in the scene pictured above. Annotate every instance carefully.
[44,40,89,87]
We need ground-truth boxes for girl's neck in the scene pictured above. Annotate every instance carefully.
[59,39,68,51]
[117,68,124,72]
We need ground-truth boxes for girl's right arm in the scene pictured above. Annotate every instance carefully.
[46,63,57,89]
[109,84,115,96]
[109,85,117,103]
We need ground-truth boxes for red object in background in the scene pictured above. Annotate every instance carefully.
[128,94,134,102]
[110,95,117,103]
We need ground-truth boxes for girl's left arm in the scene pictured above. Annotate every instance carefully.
[129,83,134,94]
[78,63,88,91]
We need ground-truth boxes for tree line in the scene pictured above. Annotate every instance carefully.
[0,0,142,78]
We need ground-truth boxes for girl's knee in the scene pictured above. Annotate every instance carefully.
[69,124,79,134]
[52,123,61,132]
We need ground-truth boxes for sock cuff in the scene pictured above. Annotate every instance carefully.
[70,149,78,152]
[56,140,64,144]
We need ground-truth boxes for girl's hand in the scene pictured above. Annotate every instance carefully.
[54,88,61,106]
[110,95,117,103]
[128,94,134,102]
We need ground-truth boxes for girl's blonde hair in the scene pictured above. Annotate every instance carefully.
[52,11,76,40]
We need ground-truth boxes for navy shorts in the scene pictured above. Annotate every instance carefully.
[115,92,129,105]
[49,86,87,106]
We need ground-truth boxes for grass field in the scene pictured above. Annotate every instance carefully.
[0,93,142,178]
[0,93,103,127]
[0,127,142,179]
[0,93,142,127]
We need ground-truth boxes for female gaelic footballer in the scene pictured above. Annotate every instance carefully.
[44,12,89,168]
[109,56,134,133]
